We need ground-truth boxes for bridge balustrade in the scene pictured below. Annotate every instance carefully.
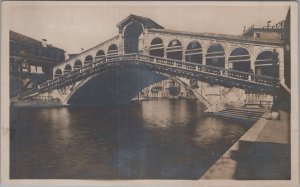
[205,66,221,75]
[228,71,249,80]
[80,65,92,72]
[133,54,278,86]
[18,53,280,99]
[68,69,81,76]
[156,58,165,64]
[20,87,38,97]
[139,55,152,62]
[186,64,197,70]
[175,62,182,67]
[39,81,49,88]
[254,76,278,85]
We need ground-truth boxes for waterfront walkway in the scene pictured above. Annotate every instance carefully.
[201,110,290,180]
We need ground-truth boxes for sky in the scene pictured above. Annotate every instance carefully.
[7,2,289,54]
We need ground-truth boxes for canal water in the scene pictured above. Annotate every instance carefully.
[10,99,253,179]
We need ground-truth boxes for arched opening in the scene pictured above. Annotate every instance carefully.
[73,60,82,69]
[66,67,207,110]
[107,44,118,57]
[64,64,72,74]
[185,41,202,64]
[166,39,182,60]
[124,21,144,54]
[255,50,279,77]
[149,37,164,57]
[95,50,105,61]
[229,48,251,72]
[84,55,93,65]
[206,44,225,68]
[54,69,62,77]
[68,68,167,105]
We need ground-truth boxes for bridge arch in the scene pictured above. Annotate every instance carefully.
[228,47,251,72]
[206,44,225,68]
[73,59,83,69]
[123,21,144,54]
[255,50,279,77]
[149,37,164,57]
[185,40,203,64]
[107,44,119,57]
[95,50,105,61]
[64,64,72,74]
[84,55,93,65]
[166,39,183,61]
[54,69,63,77]
[63,66,211,110]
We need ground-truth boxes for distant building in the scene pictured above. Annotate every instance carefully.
[133,80,197,100]
[10,30,66,94]
[242,9,290,88]
[242,20,285,40]
[10,30,65,75]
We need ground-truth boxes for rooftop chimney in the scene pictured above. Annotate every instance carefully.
[42,39,47,47]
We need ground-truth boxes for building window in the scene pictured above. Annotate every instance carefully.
[255,33,261,38]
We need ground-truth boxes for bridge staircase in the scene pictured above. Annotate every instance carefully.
[10,73,52,97]
[213,107,265,121]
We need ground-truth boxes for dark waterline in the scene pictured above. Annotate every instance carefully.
[10,100,253,179]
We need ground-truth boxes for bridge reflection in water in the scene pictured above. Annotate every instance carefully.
[10,100,253,179]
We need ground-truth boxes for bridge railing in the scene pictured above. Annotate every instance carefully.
[18,58,107,98]
[18,53,279,99]
[157,54,276,85]
[112,54,279,86]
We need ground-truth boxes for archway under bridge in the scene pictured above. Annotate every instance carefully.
[61,67,212,110]
[50,64,264,113]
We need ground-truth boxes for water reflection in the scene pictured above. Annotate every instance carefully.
[10,100,252,179]
[141,100,198,128]
[48,108,72,144]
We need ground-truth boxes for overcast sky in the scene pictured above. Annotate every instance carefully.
[7,3,289,54]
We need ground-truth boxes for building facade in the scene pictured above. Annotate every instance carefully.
[134,80,196,100]
[242,20,285,40]
[10,30,66,94]
[10,30,65,75]
[242,9,290,87]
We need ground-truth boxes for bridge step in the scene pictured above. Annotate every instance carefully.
[214,107,265,121]
[223,107,265,115]
[215,112,261,120]
[216,109,264,117]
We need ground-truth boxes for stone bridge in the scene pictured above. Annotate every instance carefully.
[15,14,287,112]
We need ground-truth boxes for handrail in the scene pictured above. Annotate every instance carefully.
[18,53,279,99]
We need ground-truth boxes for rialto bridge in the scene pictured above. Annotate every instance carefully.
[15,14,288,112]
